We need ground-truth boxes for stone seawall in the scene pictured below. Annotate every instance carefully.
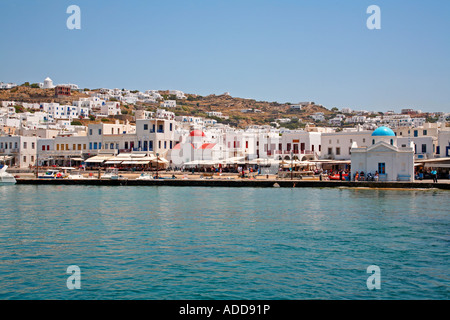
[15,178,450,190]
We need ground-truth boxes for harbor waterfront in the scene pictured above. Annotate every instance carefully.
[0,185,448,299]
[13,176,450,190]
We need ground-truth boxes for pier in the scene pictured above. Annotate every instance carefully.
[15,178,450,190]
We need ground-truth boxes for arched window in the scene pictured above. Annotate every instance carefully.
[390,139,393,145]
[372,139,375,145]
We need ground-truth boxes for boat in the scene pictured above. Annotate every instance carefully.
[101,168,127,180]
[328,173,349,180]
[38,169,64,179]
[0,165,17,185]
[136,173,154,180]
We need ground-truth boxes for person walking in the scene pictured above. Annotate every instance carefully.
[431,168,438,183]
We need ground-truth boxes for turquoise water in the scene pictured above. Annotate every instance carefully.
[0,185,448,300]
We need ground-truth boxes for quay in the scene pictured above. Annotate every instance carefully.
[15,177,450,190]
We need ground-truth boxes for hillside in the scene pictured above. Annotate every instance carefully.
[1,86,333,128]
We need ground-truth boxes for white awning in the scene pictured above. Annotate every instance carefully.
[104,160,123,164]
[122,161,150,165]
[85,156,111,163]
[424,163,450,168]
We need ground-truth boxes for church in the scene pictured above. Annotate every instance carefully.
[350,126,414,182]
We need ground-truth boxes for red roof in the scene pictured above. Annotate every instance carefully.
[173,142,194,149]
[200,143,216,149]
[189,130,205,137]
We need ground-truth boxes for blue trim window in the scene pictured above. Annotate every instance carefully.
[378,163,386,174]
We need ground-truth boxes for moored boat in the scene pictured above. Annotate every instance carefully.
[0,165,17,185]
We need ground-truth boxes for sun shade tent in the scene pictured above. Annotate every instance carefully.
[85,155,113,163]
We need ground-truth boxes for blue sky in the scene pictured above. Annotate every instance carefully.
[1,0,449,112]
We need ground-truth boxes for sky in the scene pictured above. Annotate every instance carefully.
[0,0,449,113]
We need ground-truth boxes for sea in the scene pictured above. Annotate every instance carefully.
[0,185,448,299]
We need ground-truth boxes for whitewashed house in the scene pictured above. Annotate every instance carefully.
[351,126,414,181]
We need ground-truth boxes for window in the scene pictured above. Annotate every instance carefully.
[328,147,332,155]
[73,144,76,150]
[23,156,26,163]
[144,124,148,130]
[246,141,249,149]
[422,144,427,153]
[312,145,315,152]
[390,139,393,145]
[372,139,375,145]
[170,123,173,131]
[170,141,172,149]
[23,142,27,149]
[31,156,34,163]
[93,143,98,150]
[159,141,161,149]
[423,130,427,136]
[164,141,167,149]
[32,142,35,149]
[336,147,340,155]
[414,130,418,137]
[83,144,86,150]
[319,145,321,152]
[124,142,128,149]
[42,145,45,151]
[61,144,65,151]
[110,143,114,149]
[99,129,102,135]
[149,141,153,150]
[363,138,366,143]
[89,129,93,135]
[89,142,92,150]
[287,143,291,151]
[378,163,386,174]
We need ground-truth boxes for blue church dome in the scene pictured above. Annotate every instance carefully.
[372,126,395,137]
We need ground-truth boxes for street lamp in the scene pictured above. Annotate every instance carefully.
[156,152,159,179]
[290,151,294,180]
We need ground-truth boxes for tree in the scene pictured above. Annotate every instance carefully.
[331,107,339,112]
[30,83,40,88]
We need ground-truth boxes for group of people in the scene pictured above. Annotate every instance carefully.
[415,168,439,183]
[353,171,379,182]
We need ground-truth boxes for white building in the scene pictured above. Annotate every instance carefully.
[100,102,121,116]
[43,77,54,89]
[351,126,414,181]
[160,100,176,108]
[0,136,38,168]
